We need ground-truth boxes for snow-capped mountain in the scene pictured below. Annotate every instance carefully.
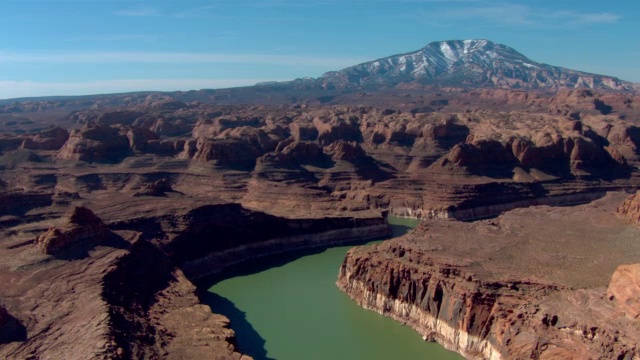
[318,39,634,91]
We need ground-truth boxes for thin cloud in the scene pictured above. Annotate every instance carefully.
[393,0,482,2]
[431,4,531,25]
[0,51,367,68]
[422,3,620,27]
[64,34,159,42]
[113,7,159,17]
[173,4,219,18]
[560,12,621,25]
[0,78,285,100]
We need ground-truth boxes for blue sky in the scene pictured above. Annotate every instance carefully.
[0,0,638,99]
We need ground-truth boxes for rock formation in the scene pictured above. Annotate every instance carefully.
[20,127,69,151]
[607,264,640,319]
[133,179,173,197]
[34,206,109,254]
[96,110,144,126]
[2,85,640,359]
[617,191,640,223]
[102,238,250,360]
[338,193,640,359]
[57,124,131,162]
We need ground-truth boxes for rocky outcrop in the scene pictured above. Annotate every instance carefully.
[0,191,52,217]
[20,127,69,151]
[96,110,144,126]
[324,140,367,161]
[0,200,250,359]
[617,191,640,223]
[607,264,640,320]
[389,190,607,221]
[429,140,517,177]
[258,140,331,168]
[281,140,326,163]
[191,116,264,139]
[547,89,625,117]
[183,217,390,278]
[0,135,23,153]
[57,125,131,163]
[216,126,277,153]
[338,195,640,359]
[314,115,362,145]
[289,122,318,141]
[107,202,390,277]
[133,179,173,197]
[34,206,109,254]
[339,249,638,360]
[429,132,625,178]
[103,238,249,360]
[141,96,188,112]
[185,138,262,168]
[126,127,159,152]
[148,118,192,136]
[3,87,640,359]
[338,254,560,359]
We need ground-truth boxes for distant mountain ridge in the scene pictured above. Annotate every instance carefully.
[314,39,635,91]
[0,39,636,105]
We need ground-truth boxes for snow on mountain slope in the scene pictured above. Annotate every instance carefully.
[318,40,634,91]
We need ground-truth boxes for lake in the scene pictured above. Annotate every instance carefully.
[203,216,463,360]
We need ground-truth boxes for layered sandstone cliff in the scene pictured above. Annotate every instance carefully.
[338,193,640,359]
[104,199,391,278]
[2,88,640,359]
[102,238,251,360]
[0,180,393,358]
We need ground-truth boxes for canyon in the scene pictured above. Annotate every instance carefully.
[0,40,639,359]
[338,192,640,359]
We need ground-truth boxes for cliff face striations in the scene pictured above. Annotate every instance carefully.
[1,84,640,358]
[338,193,640,359]
[0,189,389,359]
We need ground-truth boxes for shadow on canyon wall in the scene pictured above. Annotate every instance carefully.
[0,313,27,344]
[202,292,275,360]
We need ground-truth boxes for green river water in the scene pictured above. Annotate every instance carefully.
[204,217,464,360]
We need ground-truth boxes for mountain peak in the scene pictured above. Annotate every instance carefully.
[319,39,633,91]
[423,39,492,50]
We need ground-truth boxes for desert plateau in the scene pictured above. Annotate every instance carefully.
[0,3,639,358]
